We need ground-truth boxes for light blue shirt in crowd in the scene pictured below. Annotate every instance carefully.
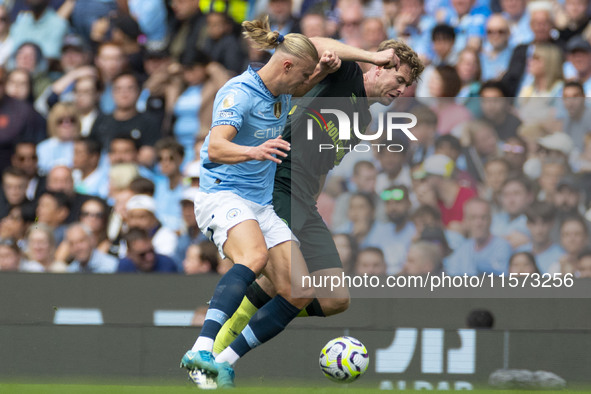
[491,212,530,239]
[67,250,118,273]
[480,43,514,81]
[36,138,74,174]
[445,236,512,276]
[153,175,186,231]
[174,84,203,166]
[10,8,68,59]
[200,66,291,206]
[516,243,566,274]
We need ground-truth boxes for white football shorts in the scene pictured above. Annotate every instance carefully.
[193,190,297,259]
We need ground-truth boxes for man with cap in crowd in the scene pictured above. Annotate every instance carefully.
[523,132,574,179]
[564,35,591,96]
[125,194,178,258]
[117,227,179,273]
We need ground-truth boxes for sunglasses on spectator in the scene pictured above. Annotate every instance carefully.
[80,210,104,219]
[136,248,155,259]
[486,29,508,35]
[380,188,406,201]
[502,144,525,154]
[57,116,76,125]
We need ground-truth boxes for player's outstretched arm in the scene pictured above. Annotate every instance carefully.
[208,125,290,164]
[309,37,400,69]
[293,50,341,97]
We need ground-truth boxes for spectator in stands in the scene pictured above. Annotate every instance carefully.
[36,102,80,173]
[125,194,178,258]
[0,237,20,271]
[480,157,511,213]
[455,48,481,112]
[109,14,144,76]
[479,81,521,142]
[0,5,12,66]
[556,0,590,49]
[94,42,126,114]
[183,241,220,275]
[64,222,117,273]
[337,1,364,47]
[7,42,51,99]
[360,18,387,51]
[9,0,68,60]
[10,141,45,201]
[127,0,168,49]
[422,154,476,232]
[491,176,533,249]
[0,67,46,173]
[551,214,589,274]
[430,24,457,66]
[46,165,89,223]
[480,14,513,81]
[269,0,300,35]
[400,241,443,275]
[332,161,380,230]
[72,137,107,198]
[442,0,490,53]
[174,187,206,265]
[337,192,388,246]
[407,106,437,167]
[429,66,472,134]
[354,247,387,276]
[434,134,477,191]
[517,202,564,273]
[502,2,557,97]
[410,204,465,250]
[117,227,178,273]
[202,12,244,75]
[500,135,528,174]
[34,35,93,116]
[154,138,186,231]
[69,0,116,43]
[446,198,511,276]
[576,249,591,278]
[562,82,591,157]
[137,49,170,131]
[167,0,207,63]
[36,190,70,243]
[0,206,27,246]
[300,11,328,38]
[523,132,573,180]
[0,167,29,218]
[552,176,585,222]
[575,134,591,175]
[517,43,564,103]
[6,68,35,103]
[79,197,111,255]
[332,233,358,276]
[375,135,411,192]
[564,36,591,96]
[460,119,500,183]
[20,222,65,272]
[500,0,531,47]
[90,72,160,168]
[390,0,435,61]
[73,74,101,137]
[380,185,416,274]
[538,159,569,203]
[508,251,539,274]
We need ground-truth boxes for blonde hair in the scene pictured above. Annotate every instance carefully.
[377,39,425,84]
[533,44,563,89]
[242,16,319,62]
[47,102,81,139]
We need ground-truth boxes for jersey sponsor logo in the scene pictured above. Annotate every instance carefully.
[131,129,142,139]
[226,208,241,220]
[254,125,284,139]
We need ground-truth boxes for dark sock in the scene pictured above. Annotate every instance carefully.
[305,299,325,317]
[200,264,256,340]
[245,281,272,309]
[230,295,300,357]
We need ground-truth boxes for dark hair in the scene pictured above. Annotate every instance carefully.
[75,137,102,156]
[350,192,375,212]
[352,160,376,175]
[155,137,185,159]
[435,134,462,152]
[125,227,150,246]
[525,201,556,223]
[509,251,540,272]
[112,71,140,89]
[110,133,140,151]
[466,309,494,329]
[563,80,585,95]
[332,233,359,275]
[2,166,28,179]
[357,246,384,260]
[560,214,589,235]
[74,74,103,94]
[197,240,220,272]
[432,24,455,41]
[179,49,211,67]
[129,177,155,196]
[435,65,461,97]
[81,196,110,217]
[578,249,591,261]
[411,204,442,223]
[502,175,534,194]
[42,191,71,211]
[479,80,508,97]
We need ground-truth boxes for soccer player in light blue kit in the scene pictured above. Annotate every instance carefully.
[180,17,340,388]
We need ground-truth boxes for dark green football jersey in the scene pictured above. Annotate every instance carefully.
[274,61,371,206]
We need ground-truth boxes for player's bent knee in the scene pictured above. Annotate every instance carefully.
[321,296,350,316]
[240,249,268,274]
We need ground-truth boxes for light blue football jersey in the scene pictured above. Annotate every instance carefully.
[200,66,291,205]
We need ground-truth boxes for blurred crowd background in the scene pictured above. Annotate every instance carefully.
[0,0,590,278]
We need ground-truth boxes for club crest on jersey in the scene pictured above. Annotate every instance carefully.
[226,208,241,220]
[274,102,282,118]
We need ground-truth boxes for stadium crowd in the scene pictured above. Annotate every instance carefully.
[0,0,590,278]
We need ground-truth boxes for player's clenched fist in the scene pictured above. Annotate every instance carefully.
[319,50,341,74]
[246,136,291,163]
[373,48,400,70]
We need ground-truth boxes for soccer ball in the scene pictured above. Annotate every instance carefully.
[319,336,369,383]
